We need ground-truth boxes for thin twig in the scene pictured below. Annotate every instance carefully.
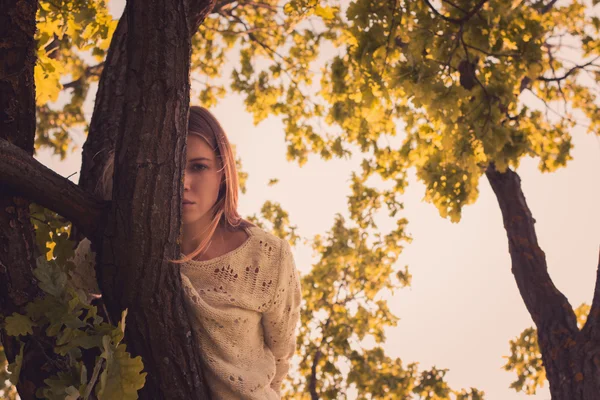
[537,56,600,82]
[463,42,521,58]
[83,358,105,400]
[423,0,489,25]
[441,0,468,14]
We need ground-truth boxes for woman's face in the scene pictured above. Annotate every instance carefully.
[182,134,223,226]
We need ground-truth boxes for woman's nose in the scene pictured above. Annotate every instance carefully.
[183,173,191,191]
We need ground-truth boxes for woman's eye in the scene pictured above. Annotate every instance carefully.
[191,164,207,172]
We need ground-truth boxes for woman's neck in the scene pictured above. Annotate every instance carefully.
[181,216,219,256]
[182,220,249,261]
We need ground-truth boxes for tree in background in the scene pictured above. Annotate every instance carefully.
[2,0,599,399]
[206,0,600,397]
[166,0,600,397]
[504,303,591,395]
[189,0,600,399]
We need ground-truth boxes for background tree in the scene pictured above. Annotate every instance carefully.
[213,0,600,398]
[504,303,591,395]
[144,0,600,396]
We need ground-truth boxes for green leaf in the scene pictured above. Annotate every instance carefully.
[65,385,80,400]
[38,371,81,400]
[96,336,146,400]
[55,328,104,356]
[7,342,24,385]
[4,313,35,337]
[34,257,68,297]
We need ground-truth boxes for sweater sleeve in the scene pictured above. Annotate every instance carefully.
[261,239,302,395]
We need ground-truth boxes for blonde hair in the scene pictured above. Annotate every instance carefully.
[179,106,251,262]
[98,106,251,263]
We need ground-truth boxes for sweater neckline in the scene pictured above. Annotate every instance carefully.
[182,225,255,266]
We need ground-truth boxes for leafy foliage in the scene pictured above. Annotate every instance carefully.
[198,0,599,223]
[34,0,116,158]
[34,0,600,217]
[503,303,591,394]
[0,206,145,399]
[252,199,484,399]
[30,202,75,264]
[4,314,35,337]
[248,201,301,246]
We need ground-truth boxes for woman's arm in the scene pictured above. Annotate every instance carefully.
[262,239,302,395]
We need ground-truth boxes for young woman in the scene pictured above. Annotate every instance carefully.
[73,106,302,399]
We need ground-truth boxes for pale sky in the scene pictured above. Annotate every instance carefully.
[34,1,600,399]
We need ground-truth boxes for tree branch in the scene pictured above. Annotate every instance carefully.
[485,163,578,334]
[309,317,331,400]
[190,0,219,31]
[539,0,558,14]
[537,57,600,82]
[423,0,488,24]
[63,62,104,90]
[441,0,468,14]
[211,0,237,14]
[0,139,106,241]
[462,41,521,58]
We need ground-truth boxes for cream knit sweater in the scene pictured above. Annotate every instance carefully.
[72,226,302,399]
[180,226,302,399]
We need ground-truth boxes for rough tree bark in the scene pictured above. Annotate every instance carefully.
[0,1,56,399]
[486,163,600,399]
[1,0,218,398]
[92,0,216,398]
[0,140,106,240]
[78,0,217,198]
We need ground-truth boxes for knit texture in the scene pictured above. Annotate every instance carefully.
[70,226,301,399]
[180,226,302,399]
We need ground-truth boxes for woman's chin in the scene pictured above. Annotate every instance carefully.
[181,214,197,225]
[181,211,207,226]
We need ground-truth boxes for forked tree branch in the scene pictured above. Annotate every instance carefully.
[537,57,600,82]
[0,138,106,240]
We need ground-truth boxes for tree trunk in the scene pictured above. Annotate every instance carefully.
[78,1,216,198]
[92,0,215,398]
[486,163,600,399]
[1,0,217,397]
[0,1,64,398]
